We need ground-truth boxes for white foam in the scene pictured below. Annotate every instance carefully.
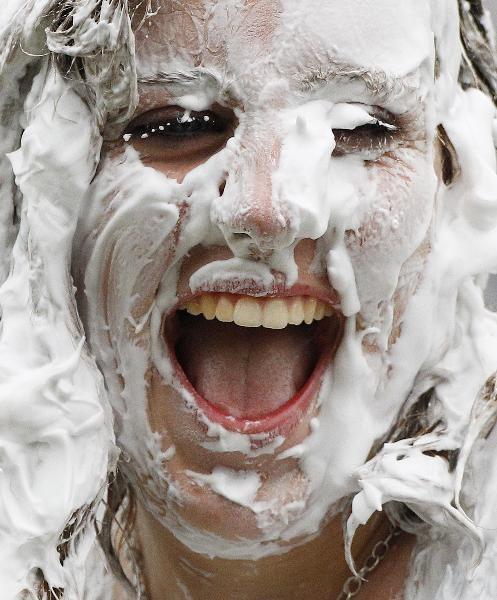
[1,0,497,598]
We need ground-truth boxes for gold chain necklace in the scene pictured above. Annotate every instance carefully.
[336,527,401,600]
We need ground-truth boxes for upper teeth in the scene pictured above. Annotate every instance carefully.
[179,294,333,329]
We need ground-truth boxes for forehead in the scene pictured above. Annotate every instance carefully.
[134,0,433,106]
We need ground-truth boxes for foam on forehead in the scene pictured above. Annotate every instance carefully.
[135,0,460,114]
[145,1,430,67]
[276,0,433,77]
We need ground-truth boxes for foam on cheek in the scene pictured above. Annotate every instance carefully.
[341,23,497,590]
[0,66,113,597]
[248,44,494,549]
[77,149,184,496]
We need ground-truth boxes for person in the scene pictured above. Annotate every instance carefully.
[1,0,497,598]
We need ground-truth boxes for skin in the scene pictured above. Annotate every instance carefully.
[132,505,414,600]
[77,0,451,597]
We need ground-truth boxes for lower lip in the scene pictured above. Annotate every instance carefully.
[165,326,338,436]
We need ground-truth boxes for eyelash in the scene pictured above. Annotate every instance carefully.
[123,110,227,142]
[332,117,398,157]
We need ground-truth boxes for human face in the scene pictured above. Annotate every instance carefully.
[75,0,438,556]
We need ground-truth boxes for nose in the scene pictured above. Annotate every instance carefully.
[212,120,297,257]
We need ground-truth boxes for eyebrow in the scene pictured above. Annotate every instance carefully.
[293,60,420,103]
[137,68,223,93]
[137,62,420,107]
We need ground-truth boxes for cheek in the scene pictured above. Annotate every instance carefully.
[346,149,436,317]
[75,155,188,458]
[80,156,186,330]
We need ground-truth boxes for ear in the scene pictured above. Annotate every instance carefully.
[435,124,460,186]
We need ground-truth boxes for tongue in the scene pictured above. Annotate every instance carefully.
[175,314,319,419]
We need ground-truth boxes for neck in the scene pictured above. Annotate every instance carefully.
[133,500,413,600]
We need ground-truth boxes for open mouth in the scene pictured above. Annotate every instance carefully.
[164,293,344,434]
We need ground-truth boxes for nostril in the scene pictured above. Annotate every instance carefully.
[218,181,226,196]
[231,232,252,241]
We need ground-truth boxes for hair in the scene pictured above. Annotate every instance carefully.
[459,0,497,103]
[0,1,496,598]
